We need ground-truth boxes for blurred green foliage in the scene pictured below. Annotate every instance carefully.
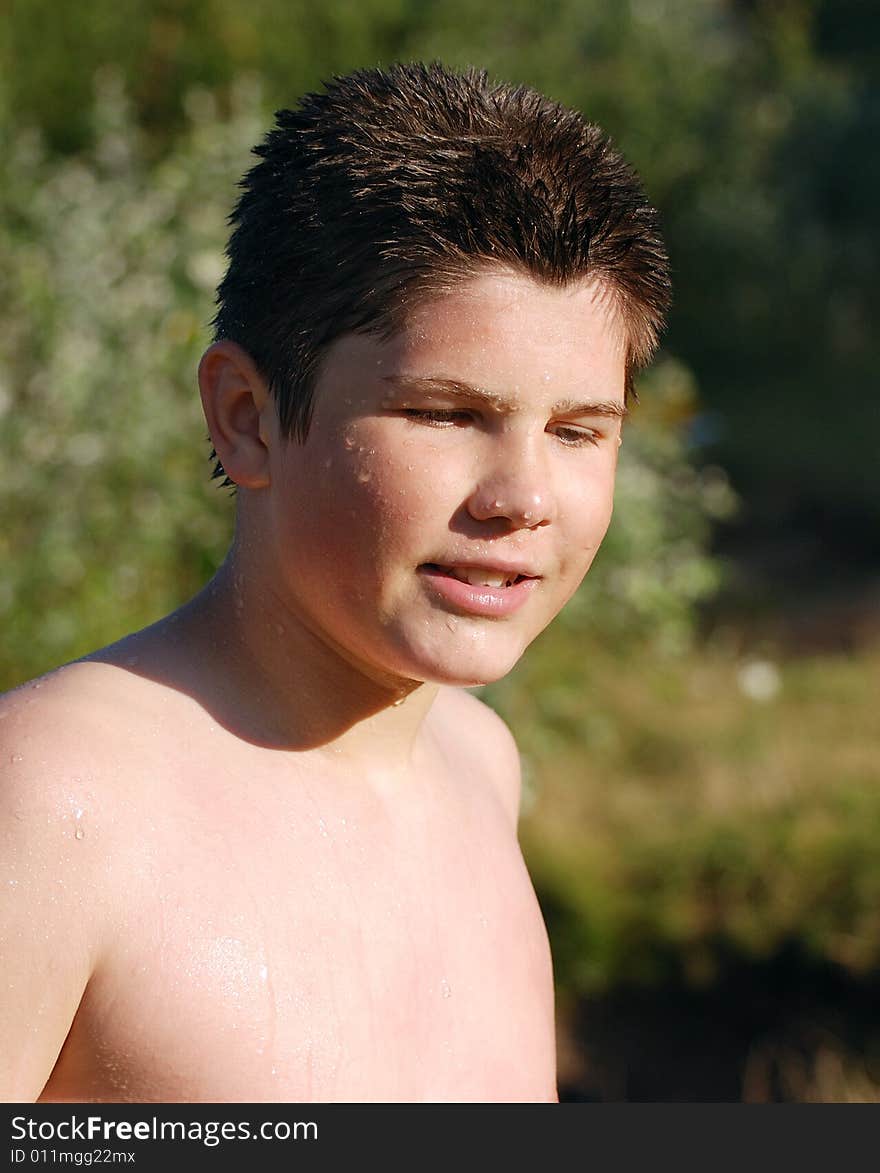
[498,637,880,997]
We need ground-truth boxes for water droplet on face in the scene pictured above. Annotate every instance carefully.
[356,470,371,483]
[74,827,85,841]
[9,753,22,764]
[391,695,406,707]
[440,979,452,999]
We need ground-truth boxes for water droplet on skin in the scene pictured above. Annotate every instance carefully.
[9,753,22,764]
[356,470,371,483]
[317,817,329,838]
[391,696,406,707]
[7,879,18,888]
[445,616,458,632]
[440,979,452,999]
[74,827,85,841]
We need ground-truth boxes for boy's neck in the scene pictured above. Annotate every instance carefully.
[164,555,440,776]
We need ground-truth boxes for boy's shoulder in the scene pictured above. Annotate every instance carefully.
[0,661,143,1097]
[0,661,137,833]
[0,655,180,844]
[430,686,523,827]
[1,656,160,757]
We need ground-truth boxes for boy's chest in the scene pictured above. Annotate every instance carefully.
[50,772,556,1102]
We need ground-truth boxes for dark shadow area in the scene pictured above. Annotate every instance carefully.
[558,944,880,1102]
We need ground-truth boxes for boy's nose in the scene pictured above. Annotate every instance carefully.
[466,433,556,530]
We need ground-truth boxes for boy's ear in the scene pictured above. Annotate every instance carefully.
[198,341,273,489]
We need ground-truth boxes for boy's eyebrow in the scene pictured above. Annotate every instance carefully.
[381,375,628,418]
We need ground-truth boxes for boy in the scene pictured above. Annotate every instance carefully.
[1,61,670,1102]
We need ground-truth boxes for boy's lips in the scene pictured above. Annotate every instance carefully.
[417,562,541,617]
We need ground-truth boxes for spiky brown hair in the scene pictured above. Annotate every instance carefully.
[212,61,671,477]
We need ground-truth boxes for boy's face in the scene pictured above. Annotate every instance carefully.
[259,269,627,687]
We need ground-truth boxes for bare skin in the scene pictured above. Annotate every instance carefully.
[1,646,552,1102]
[1,269,626,1102]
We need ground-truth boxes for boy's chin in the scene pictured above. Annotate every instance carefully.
[410,646,527,690]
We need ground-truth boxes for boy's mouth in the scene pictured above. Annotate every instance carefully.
[420,563,534,589]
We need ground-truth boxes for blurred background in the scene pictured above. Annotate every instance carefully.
[2,0,878,1101]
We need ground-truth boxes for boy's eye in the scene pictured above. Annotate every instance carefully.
[402,408,472,426]
[551,425,601,447]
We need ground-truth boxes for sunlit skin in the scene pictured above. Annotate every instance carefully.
[0,268,626,1102]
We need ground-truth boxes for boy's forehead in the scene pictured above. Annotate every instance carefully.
[308,268,628,419]
[387,271,626,387]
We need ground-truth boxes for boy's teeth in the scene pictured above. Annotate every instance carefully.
[448,567,510,588]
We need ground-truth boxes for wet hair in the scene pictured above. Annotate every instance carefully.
[211,60,671,479]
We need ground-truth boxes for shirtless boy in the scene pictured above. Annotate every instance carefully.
[1,62,670,1103]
